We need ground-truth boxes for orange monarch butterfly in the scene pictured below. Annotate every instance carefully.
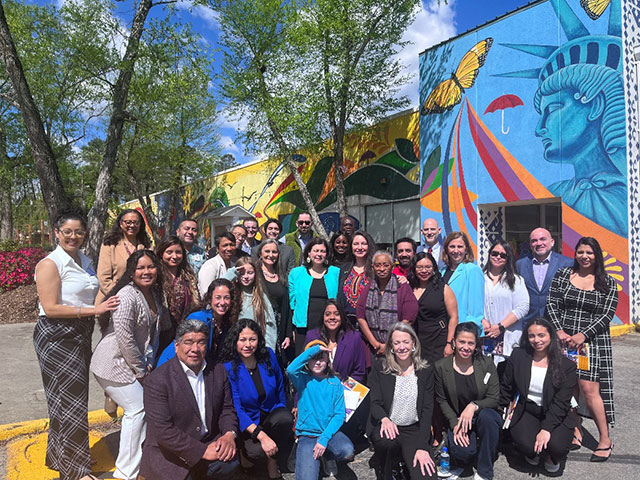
[580,0,610,20]
[421,38,493,116]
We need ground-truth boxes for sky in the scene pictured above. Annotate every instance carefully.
[34,0,533,164]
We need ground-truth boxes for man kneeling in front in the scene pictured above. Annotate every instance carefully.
[139,319,239,480]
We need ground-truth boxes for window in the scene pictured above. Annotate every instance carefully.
[365,200,420,249]
[504,201,562,258]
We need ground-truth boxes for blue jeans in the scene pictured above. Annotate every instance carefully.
[295,431,354,480]
[447,408,502,480]
[186,457,239,480]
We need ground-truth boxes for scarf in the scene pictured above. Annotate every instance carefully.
[365,274,399,343]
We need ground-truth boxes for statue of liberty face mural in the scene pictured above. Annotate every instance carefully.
[499,0,627,236]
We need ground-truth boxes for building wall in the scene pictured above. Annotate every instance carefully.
[122,110,421,246]
[418,0,631,323]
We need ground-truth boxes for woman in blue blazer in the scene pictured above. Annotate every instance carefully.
[289,238,340,356]
[441,232,485,335]
[220,319,294,479]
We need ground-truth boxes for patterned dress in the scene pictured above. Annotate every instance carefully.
[546,267,618,426]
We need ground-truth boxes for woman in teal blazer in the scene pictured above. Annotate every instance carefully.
[441,232,485,335]
[289,238,340,356]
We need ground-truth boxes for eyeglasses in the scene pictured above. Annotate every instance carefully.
[490,251,508,259]
[297,220,311,225]
[415,265,434,271]
[59,229,86,238]
[122,220,141,227]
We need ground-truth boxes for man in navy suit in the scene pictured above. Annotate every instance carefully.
[516,228,573,324]
[140,320,239,480]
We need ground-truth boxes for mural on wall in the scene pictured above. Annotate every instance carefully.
[123,110,421,245]
[418,0,629,323]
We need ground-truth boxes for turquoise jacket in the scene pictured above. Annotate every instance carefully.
[443,262,485,335]
[286,345,345,447]
[288,265,340,328]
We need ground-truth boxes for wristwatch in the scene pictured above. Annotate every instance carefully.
[498,324,506,334]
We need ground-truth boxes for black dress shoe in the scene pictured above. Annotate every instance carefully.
[590,444,613,462]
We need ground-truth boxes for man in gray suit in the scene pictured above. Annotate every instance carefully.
[252,218,296,276]
[516,227,573,323]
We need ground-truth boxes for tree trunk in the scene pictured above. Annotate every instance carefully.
[0,1,70,237]
[283,155,327,239]
[85,0,154,262]
[332,133,348,218]
[0,130,12,240]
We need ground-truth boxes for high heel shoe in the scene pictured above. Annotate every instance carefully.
[590,443,614,462]
[569,434,582,451]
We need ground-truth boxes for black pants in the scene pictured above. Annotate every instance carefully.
[510,401,573,463]
[240,407,294,469]
[372,422,435,480]
[294,326,308,357]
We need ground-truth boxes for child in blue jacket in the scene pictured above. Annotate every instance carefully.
[287,340,354,479]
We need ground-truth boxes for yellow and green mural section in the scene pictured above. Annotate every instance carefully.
[124,110,422,244]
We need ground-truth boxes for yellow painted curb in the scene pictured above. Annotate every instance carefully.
[0,408,122,443]
[610,324,636,338]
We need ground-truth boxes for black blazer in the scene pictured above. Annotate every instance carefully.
[367,360,434,451]
[499,347,578,432]
[140,358,238,480]
[434,354,500,430]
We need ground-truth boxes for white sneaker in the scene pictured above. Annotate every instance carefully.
[440,467,464,479]
[473,473,489,480]
[544,457,560,473]
[525,455,540,466]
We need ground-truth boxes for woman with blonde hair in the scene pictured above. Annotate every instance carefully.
[368,322,436,479]
[224,256,278,351]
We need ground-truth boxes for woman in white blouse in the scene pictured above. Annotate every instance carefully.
[481,240,529,369]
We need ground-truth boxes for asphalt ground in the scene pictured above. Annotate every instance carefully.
[0,322,638,479]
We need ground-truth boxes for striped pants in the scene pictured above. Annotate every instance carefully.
[33,315,94,480]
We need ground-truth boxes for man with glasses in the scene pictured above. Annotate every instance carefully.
[516,227,573,323]
[176,219,206,275]
[282,212,317,266]
[240,218,260,255]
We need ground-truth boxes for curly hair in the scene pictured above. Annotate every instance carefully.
[103,209,151,248]
[407,252,442,289]
[219,318,273,378]
[54,207,88,231]
[203,278,239,326]
[155,236,200,319]
[483,240,518,290]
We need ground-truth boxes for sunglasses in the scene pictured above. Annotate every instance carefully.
[297,220,311,225]
[490,251,508,259]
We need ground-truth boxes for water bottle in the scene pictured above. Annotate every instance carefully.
[439,446,450,477]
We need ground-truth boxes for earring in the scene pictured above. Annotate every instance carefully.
[411,346,416,352]
[390,348,395,354]
[306,256,311,264]
[323,259,329,266]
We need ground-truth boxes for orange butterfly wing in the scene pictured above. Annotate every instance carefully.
[421,38,493,116]
[580,0,610,20]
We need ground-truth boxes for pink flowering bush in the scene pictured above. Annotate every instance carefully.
[0,247,48,293]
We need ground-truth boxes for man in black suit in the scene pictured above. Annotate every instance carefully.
[139,320,239,480]
[516,228,573,324]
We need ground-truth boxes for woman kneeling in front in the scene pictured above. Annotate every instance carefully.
[434,323,502,480]
[368,322,436,479]
[500,318,578,473]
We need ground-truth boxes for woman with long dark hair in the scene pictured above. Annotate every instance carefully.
[434,323,502,480]
[34,209,120,480]
[220,319,294,480]
[96,209,151,332]
[337,231,377,327]
[481,240,529,368]
[407,252,458,365]
[330,230,352,267]
[289,237,340,356]
[368,322,436,479]
[223,257,277,351]
[546,237,618,462]
[155,236,201,351]
[91,250,164,479]
[441,232,484,335]
[255,239,293,361]
[500,318,579,473]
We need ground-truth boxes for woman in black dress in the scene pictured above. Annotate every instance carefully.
[408,252,458,364]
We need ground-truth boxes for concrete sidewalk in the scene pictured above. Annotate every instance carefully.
[1,322,638,479]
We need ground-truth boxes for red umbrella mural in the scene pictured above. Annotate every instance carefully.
[484,94,523,134]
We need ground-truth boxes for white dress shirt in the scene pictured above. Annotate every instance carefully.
[180,359,208,438]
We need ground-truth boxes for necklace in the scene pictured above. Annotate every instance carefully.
[262,268,277,279]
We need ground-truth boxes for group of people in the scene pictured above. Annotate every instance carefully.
[33,208,619,480]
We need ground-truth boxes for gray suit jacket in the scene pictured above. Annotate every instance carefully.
[516,251,573,323]
[251,242,296,277]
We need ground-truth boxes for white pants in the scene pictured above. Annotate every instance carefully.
[95,376,146,480]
